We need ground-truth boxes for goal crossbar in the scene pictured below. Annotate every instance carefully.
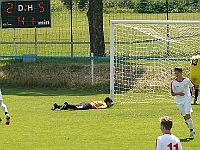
[110,20,200,24]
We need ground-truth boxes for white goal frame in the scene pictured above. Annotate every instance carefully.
[110,20,200,103]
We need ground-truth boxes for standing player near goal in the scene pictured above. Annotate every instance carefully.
[171,68,195,139]
[190,52,200,104]
[156,116,182,150]
[0,89,10,125]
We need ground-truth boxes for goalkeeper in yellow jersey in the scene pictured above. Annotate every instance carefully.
[51,97,113,111]
[190,52,200,104]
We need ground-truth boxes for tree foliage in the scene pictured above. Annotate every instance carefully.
[61,0,200,13]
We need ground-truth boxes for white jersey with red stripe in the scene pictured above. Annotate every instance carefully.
[156,133,182,150]
[170,77,194,104]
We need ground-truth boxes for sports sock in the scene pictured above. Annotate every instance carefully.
[1,103,8,114]
[190,89,193,97]
[195,89,199,100]
[190,129,194,132]
[185,121,189,128]
[186,118,194,130]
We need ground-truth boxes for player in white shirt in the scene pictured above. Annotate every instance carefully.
[171,68,195,139]
[156,116,182,150]
[0,89,10,125]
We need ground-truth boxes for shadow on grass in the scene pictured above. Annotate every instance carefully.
[191,103,199,106]
[0,87,109,96]
[180,138,191,142]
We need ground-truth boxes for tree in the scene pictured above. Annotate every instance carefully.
[87,0,105,56]
[137,0,149,13]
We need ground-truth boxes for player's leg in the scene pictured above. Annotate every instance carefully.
[51,103,66,110]
[177,104,188,126]
[184,100,195,139]
[59,102,76,110]
[0,100,10,125]
[75,102,92,110]
[194,84,199,104]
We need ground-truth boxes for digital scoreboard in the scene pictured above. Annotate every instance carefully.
[1,0,51,28]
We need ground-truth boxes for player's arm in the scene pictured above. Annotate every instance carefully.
[190,86,195,97]
[170,82,185,96]
[96,102,107,109]
[179,142,183,150]
[189,79,195,97]
[171,92,185,96]
[155,138,161,150]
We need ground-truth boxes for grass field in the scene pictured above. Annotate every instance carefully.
[0,1,200,149]
[0,87,199,150]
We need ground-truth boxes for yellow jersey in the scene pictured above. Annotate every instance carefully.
[89,101,107,109]
[190,54,200,85]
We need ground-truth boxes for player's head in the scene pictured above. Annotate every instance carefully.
[174,67,182,78]
[104,97,113,107]
[159,116,172,133]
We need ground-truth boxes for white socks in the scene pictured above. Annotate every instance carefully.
[0,90,2,100]
[0,90,9,116]
[1,103,8,114]
[186,118,194,130]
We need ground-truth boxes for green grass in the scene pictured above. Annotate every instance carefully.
[0,87,199,149]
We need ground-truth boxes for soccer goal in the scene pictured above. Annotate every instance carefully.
[110,20,200,104]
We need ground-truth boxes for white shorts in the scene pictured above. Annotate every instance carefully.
[177,100,193,116]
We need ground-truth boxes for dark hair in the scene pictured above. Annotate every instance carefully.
[104,97,113,103]
[174,67,182,72]
[160,116,172,130]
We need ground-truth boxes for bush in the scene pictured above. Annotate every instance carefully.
[58,0,200,13]
[0,59,110,91]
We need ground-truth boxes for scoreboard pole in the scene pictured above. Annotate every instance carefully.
[13,28,17,57]
[34,27,38,55]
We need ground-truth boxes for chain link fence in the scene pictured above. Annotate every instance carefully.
[0,0,199,57]
[0,0,199,89]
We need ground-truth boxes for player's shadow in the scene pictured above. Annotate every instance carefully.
[191,103,199,105]
[180,138,191,142]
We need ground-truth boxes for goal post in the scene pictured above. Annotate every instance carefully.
[110,20,200,104]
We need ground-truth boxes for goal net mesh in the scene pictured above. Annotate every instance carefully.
[110,21,200,103]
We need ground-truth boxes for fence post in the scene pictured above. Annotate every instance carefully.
[91,52,94,85]
[35,27,38,55]
[70,0,73,56]
[13,28,17,58]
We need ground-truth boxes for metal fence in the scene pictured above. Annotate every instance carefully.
[0,0,200,89]
[0,0,200,58]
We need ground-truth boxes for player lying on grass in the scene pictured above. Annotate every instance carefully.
[171,67,195,139]
[0,89,10,125]
[51,97,113,111]
[190,51,200,104]
[156,116,182,150]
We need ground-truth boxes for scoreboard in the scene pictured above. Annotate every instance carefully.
[1,0,51,28]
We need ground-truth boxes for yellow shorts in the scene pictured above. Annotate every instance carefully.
[190,75,200,85]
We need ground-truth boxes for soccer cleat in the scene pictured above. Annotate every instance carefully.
[194,99,198,105]
[51,103,58,111]
[189,130,195,139]
[6,115,10,125]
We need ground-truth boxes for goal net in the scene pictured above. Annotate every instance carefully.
[110,20,200,104]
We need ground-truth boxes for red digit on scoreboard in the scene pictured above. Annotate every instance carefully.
[6,2,14,14]
[38,2,44,12]
[18,17,25,25]
[32,17,35,25]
